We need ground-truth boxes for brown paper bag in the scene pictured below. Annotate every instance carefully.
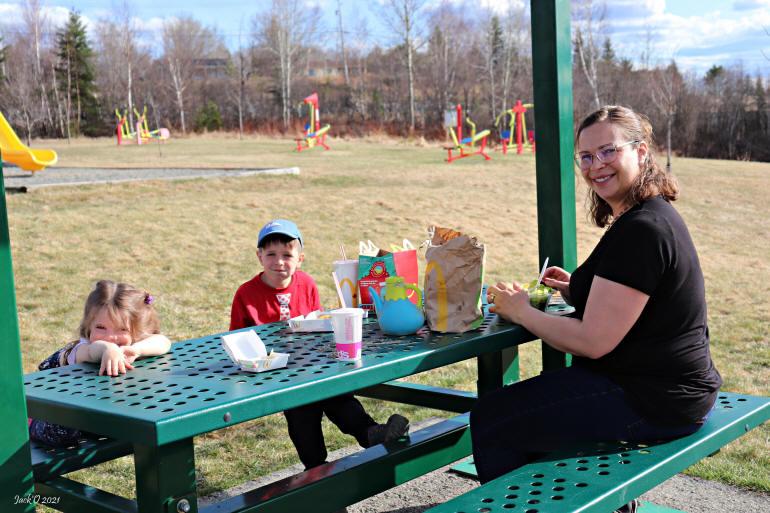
[423,226,486,333]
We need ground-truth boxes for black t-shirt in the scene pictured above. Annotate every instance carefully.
[569,196,722,425]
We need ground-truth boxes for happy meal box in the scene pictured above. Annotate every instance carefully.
[357,239,419,312]
[222,330,289,372]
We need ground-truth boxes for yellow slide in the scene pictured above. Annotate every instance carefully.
[0,111,57,172]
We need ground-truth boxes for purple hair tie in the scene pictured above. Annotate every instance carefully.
[144,294,154,305]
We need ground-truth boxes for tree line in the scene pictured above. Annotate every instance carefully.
[1,0,768,162]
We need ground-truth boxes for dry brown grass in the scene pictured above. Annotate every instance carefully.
[9,136,769,497]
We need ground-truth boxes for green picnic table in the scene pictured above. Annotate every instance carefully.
[25,302,573,513]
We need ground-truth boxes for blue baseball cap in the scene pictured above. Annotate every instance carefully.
[257,219,303,247]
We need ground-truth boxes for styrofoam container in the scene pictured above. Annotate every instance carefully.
[222,330,289,372]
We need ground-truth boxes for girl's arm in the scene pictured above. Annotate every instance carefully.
[75,340,132,376]
[128,334,172,357]
[489,276,649,359]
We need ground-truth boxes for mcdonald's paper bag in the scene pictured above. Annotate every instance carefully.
[424,227,485,333]
[358,239,419,311]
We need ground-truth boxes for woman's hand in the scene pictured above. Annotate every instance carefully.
[99,343,133,376]
[487,281,532,324]
[542,266,572,303]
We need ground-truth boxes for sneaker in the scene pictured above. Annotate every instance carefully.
[367,414,410,446]
[614,499,640,513]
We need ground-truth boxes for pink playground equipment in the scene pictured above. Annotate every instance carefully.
[496,100,535,155]
[443,104,491,163]
[115,106,170,145]
[295,92,330,152]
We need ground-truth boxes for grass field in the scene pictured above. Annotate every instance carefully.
[7,134,770,500]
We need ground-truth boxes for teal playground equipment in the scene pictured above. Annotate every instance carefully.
[295,92,331,152]
[443,104,491,163]
[495,100,535,155]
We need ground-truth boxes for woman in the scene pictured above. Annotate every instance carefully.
[473,106,722,511]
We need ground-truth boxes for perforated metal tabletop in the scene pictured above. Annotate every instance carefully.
[25,304,571,447]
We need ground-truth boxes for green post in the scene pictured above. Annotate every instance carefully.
[530,0,577,371]
[0,160,35,510]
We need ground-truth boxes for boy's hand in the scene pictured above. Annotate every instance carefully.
[100,344,134,376]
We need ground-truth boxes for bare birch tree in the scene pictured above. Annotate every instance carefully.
[162,16,216,134]
[573,0,606,110]
[650,61,684,172]
[377,0,425,131]
[255,0,320,131]
[21,0,54,131]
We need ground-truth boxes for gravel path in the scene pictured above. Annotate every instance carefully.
[2,166,299,192]
[202,419,770,513]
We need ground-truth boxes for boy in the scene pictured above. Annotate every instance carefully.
[230,219,409,470]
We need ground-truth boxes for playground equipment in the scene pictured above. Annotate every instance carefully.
[115,109,136,145]
[115,107,170,145]
[295,92,330,152]
[495,100,535,155]
[0,111,57,172]
[133,107,170,144]
[443,104,491,163]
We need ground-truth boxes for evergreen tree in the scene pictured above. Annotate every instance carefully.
[56,11,100,137]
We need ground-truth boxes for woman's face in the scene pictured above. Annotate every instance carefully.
[577,120,647,211]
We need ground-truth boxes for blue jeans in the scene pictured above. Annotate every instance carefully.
[470,366,705,483]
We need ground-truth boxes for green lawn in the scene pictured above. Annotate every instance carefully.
[7,135,769,499]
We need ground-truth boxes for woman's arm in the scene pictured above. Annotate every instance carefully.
[489,276,649,359]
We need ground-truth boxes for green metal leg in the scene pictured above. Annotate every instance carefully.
[0,161,36,510]
[134,439,197,513]
[476,346,519,397]
[639,501,687,512]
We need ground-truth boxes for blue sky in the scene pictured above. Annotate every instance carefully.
[1,0,769,77]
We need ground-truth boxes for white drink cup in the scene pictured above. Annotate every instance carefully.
[333,259,359,308]
[329,308,364,360]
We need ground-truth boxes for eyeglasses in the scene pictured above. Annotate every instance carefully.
[575,140,639,170]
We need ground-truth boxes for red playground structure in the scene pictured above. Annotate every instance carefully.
[443,104,492,163]
[497,100,535,155]
[295,92,331,152]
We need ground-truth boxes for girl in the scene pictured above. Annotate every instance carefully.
[29,280,171,446]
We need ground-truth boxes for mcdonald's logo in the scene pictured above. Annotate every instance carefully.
[425,261,448,332]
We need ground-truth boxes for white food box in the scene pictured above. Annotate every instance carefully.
[288,310,368,332]
[288,310,334,332]
[222,330,289,372]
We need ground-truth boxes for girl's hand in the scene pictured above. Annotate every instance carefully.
[487,281,532,324]
[121,345,141,365]
[541,266,572,303]
[100,344,133,376]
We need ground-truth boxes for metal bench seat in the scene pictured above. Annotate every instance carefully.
[426,392,770,513]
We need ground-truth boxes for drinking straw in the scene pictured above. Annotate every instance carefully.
[339,242,347,261]
[332,271,347,308]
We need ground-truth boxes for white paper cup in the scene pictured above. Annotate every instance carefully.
[329,308,364,360]
[333,259,359,308]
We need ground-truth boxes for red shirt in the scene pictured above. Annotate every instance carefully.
[229,270,321,330]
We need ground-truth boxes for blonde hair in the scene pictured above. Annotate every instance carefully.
[576,105,679,227]
[78,280,160,342]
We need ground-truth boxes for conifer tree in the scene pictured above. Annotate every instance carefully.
[56,11,100,137]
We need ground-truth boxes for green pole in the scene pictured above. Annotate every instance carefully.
[530,0,577,371]
[0,159,35,510]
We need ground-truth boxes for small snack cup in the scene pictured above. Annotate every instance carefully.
[524,281,553,311]
[329,308,365,360]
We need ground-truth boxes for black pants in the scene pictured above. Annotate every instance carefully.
[284,393,376,469]
[470,366,705,483]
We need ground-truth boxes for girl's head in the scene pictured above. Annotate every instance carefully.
[78,280,160,345]
[575,105,679,227]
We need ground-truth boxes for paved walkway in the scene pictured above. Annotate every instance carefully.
[2,166,299,192]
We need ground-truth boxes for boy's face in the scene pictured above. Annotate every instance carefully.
[257,239,304,288]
